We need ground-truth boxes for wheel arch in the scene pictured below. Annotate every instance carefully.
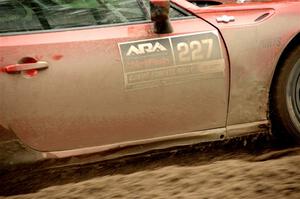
[269,32,300,100]
[268,31,300,142]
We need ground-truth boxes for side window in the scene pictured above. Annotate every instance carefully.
[0,0,190,34]
[0,0,147,33]
[169,7,189,18]
[39,0,148,28]
[0,1,42,33]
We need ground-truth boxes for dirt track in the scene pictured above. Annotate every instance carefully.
[1,135,300,199]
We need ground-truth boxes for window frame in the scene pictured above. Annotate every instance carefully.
[0,2,195,37]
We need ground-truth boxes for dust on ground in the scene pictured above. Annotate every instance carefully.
[1,134,300,199]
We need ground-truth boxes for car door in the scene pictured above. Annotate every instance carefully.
[0,0,229,152]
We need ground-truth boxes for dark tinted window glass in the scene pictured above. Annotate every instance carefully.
[0,1,42,33]
[36,0,147,28]
[169,7,187,18]
[0,0,189,34]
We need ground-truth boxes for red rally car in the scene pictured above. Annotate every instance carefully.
[0,0,300,167]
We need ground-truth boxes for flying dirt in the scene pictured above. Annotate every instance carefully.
[1,134,300,199]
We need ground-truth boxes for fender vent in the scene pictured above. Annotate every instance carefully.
[188,0,222,7]
[255,13,270,22]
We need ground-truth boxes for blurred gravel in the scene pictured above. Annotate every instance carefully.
[2,147,300,199]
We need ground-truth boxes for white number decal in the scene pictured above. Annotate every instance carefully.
[177,42,190,62]
[202,39,213,59]
[190,40,203,61]
[177,38,214,63]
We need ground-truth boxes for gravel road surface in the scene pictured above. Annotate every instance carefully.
[1,134,300,199]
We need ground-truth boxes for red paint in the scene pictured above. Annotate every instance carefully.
[0,67,5,74]
[173,0,299,14]
[4,65,17,73]
[23,69,38,77]
[1,57,39,74]
[52,54,63,61]
[0,0,298,153]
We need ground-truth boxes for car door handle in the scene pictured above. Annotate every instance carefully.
[3,61,49,73]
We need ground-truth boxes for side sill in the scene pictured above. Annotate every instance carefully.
[0,120,270,169]
[44,120,270,160]
[45,128,226,159]
[227,120,270,138]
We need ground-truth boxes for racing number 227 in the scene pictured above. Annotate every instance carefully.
[176,39,213,63]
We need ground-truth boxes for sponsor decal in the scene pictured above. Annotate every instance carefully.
[126,42,168,56]
[119,31,224,90]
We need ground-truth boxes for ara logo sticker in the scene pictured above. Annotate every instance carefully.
[126,42,168,56]
[119,38,174,73]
